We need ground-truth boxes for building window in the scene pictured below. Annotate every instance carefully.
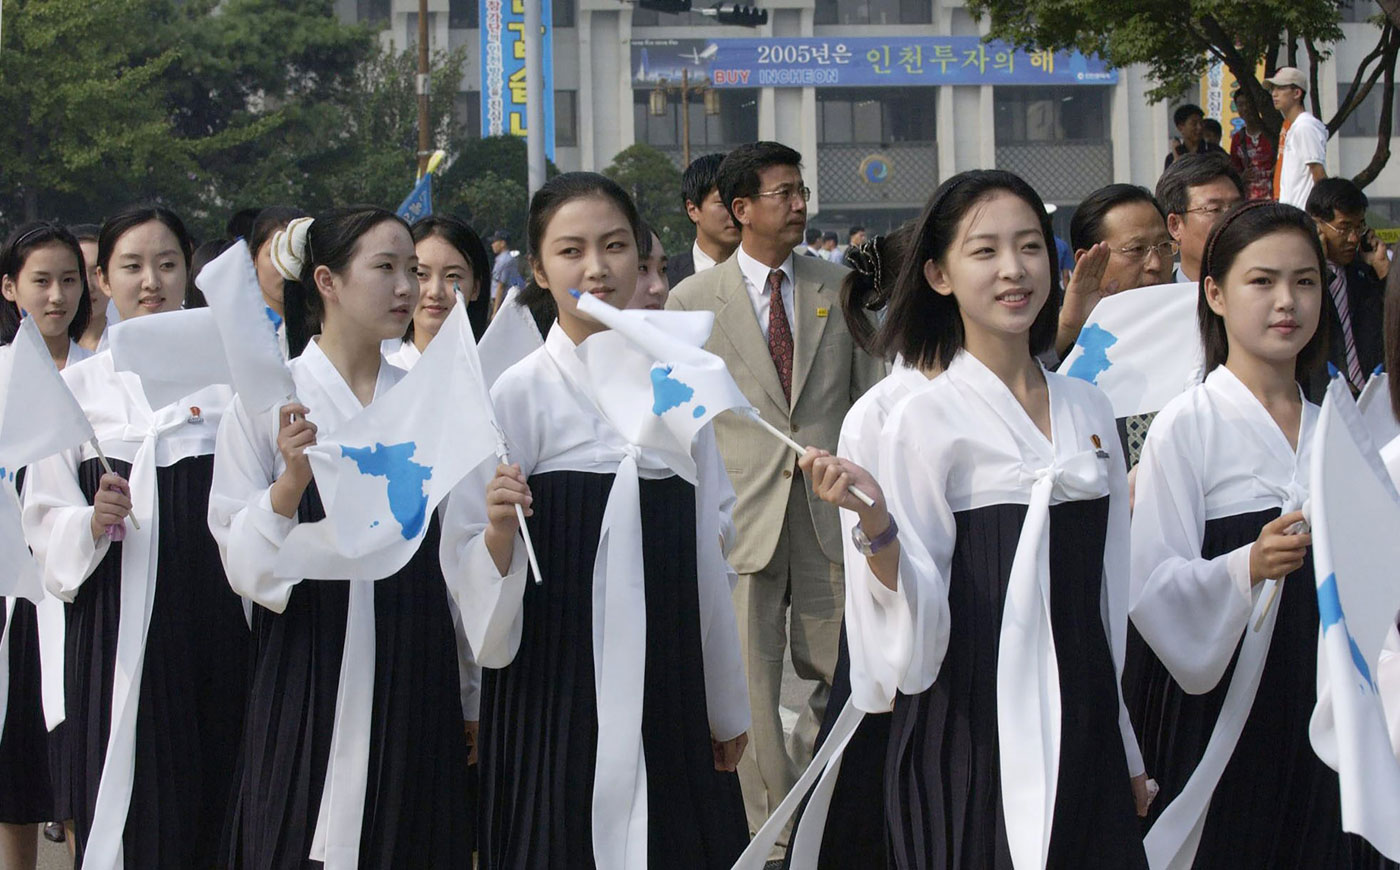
[632,88,760,150]
[994,87,1109,143]
[631,7,714,26]
[1336,80,1396,137]
[454,91,481,140]
[817,89,937,144]
[449,0,477,28]
[814,0,931,26]
[1342,1,1379,23]
[555,91,578,147]
[554,0,576,28]
[358,0,391,23]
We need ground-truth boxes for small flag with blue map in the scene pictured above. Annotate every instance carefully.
[571,290,753,482]
[1059,281,1203,418]
[1308,375,1400,861]
[273,302,497,581]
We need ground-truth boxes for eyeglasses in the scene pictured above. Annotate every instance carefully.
[1113,240,1179,262]
[753,185,811,204]
[1182,202,1240,218]
[1317,218,1370,240]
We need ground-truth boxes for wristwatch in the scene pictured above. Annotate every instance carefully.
[851,514,899,556]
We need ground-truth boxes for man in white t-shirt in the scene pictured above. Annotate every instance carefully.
[1265,66,1327,208]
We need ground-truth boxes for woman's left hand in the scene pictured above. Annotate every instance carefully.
[712,732,748,772]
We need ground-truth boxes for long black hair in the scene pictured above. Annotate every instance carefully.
[877,170,1062,369]
[518,172,644,334]
[409,215,491,340]
[1197,200,1330,381]
[281,206,412,358]
[0,222,94,345]
[1386,263,1400,421]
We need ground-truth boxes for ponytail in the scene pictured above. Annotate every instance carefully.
[840,223,916,358]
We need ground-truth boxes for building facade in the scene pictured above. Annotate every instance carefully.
[335,0,1400,234]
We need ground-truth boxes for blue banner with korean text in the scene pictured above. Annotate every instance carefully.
[631,37,1116,89]
[481,0,556,158]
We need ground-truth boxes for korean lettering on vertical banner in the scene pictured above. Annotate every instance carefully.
[480,0,556,159]
[1200,60,1242,136]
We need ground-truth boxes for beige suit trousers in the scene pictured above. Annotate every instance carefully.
[733,472,844,853]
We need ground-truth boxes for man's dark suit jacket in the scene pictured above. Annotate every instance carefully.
[1304,260,1387,403]
[665,250,695,288]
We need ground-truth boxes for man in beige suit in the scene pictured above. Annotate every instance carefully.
[667,142,883,854]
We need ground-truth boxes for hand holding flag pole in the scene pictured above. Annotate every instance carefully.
[739,409,876,508]
[88,439,139,538]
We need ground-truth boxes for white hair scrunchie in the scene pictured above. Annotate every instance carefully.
[269,216,315,282]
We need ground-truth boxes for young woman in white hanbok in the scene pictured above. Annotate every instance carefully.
[1126,200,1394,868]
[800,169,1150,869]
[440,172,749,870]
[384,215,492,372]
[22,206,247,868]
[0,222,94,870]
[209,207,473,868]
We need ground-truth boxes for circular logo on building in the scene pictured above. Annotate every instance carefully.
[859,154,891,184]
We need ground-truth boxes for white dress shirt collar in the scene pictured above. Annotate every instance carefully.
[735,244,797,341]
[692,240,718,273]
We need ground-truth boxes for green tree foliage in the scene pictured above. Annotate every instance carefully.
[435,135,560,245]
[966,0,1399,186]
[603,144,691,254]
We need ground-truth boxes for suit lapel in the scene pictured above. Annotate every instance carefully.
[712,257,789,411]
[791,260,831,403]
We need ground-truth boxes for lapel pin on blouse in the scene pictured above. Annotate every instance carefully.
[187,406,203,424]
[1091,434,1109,459]
[816,307,828,318]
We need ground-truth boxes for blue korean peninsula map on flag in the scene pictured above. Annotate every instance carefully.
[339,441,433,540]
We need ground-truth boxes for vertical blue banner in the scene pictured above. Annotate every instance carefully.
[480,0,555,160]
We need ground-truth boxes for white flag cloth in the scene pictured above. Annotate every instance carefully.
[0,321,96,602]
[195,239,296,413]
[272,303,497,869]
[1356,370,1399,452]
[477,287,543,388]
[1307,376,1400,862]
[109,308,234,409]
[1060,282,1204,418]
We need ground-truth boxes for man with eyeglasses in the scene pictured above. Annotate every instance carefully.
[1156,153,1246,284]
[1305,177,1390,400]
[668,140,883,861]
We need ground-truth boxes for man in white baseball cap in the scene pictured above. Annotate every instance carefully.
[1264,66,1328,208]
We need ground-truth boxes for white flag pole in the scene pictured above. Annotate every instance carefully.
[740,409,876,508]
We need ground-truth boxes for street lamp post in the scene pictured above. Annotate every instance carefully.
[649,67,721,167]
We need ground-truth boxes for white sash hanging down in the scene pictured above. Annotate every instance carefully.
[36,594,66,730]
[734,449,1109,870]
[81,412,188,870]
[1143,481,1306,870]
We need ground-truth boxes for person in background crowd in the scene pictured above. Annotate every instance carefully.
[1267,66,1328,208]
[667,152,741,287]
[1158,154,1246,284]
[187,239,233,309]
[1304,177,1390,401]
[489,230,525,316]
[668,141,883,861]
[822,231,843,265]
[224,207,261,242]
[803,227,825,258]
[1230,87,1279,200]
[247,206,308,355]
[630,224,670,310]
[386,213,493,371]
[69,224,107,352]
[1055,183,1175,360]
[1165,104,1222,170]
[1202,118,1224,150]
[846,226,867,255]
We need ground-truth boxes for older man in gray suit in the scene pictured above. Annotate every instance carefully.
[667,141,883,853]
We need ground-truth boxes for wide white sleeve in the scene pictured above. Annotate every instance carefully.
[22,447,111,602]
[1093,397,1146,777]
[1381,618,1400,760]
[206,395,300,613]
[1129,412,1255,695]
[439,455,529,670]
[861,406,953,704]
[693,425,749,741]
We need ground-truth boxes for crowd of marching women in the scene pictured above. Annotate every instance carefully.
[0,139,1398,870]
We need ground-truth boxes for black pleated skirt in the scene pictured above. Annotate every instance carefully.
[783,620,892,869]
[0,596,53,823]
[224,482,471,870]
[885,498,1147,870]
[477,470,748,870]
[62,455,249,867]
[1124,507,1395,869]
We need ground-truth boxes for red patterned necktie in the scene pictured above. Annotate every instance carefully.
[767,269,793,403]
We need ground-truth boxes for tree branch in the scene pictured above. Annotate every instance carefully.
[1200,14,1283,137]
[1306,37,1323,117]
[1353,28,1399,188]
[1331,24,1393,133]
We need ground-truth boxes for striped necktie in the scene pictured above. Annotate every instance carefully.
[1329,267,1365,392]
